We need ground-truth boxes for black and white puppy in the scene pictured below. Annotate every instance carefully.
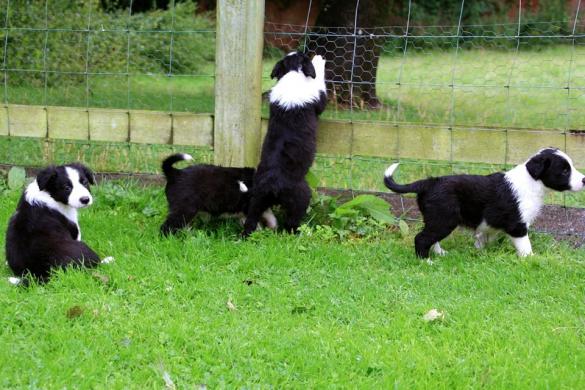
[160,153,277,235]
[243,52,327,236]
[384,148,585,258]
[6,163,102,283]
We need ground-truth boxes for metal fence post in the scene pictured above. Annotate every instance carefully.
[214,0,265,167]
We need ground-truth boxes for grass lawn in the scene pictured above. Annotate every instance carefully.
[1,182,585,387]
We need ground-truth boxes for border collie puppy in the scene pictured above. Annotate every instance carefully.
[243,52,327,236]
[160,154,277,235]
[6,163,101,283]
[384,148,585,258]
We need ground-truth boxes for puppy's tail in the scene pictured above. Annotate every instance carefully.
[162,153,193,179]
[384,163,428,194]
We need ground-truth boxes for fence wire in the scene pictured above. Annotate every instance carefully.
[264,0,584,207]
[0,1,584,237]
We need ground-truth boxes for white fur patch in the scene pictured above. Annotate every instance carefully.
[431,242,447,256]
[238,181,248,193]
[504,164,545,227]
[269,55,326,111]
[262,209,278,229]
[66,167,93,209]
[101,256,115,264]
[181,153,193,161]
[25,180,79,227]
[8,277,22,286]
[384,163,400,178]
[554,149,585,191]
[511,235,533,257]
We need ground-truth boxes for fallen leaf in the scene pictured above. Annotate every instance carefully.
[226,298,237,311]
[66,305,84,319]
[92,272,110,285]
[101,256,115,264]
[423,308,444,322]
[162,371,176,390]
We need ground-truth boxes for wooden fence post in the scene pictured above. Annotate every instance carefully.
[214,0,265,167]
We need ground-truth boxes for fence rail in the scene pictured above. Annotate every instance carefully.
[2,104,584,170]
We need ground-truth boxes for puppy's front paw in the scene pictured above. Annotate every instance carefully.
[101,256,115,264]
[312,55,325,77]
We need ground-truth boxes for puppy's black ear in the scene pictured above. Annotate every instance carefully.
[526,154,551,180]
[301,57,316,79]
[36,166,57,191]
[270,59,286,80]
[81,164,95,185]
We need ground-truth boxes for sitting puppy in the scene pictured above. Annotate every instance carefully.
[6,163,101,283]
[384,148,585,258]
[160,154,276,235]
[243,52,327,236]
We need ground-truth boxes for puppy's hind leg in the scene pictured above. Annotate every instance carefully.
[279,182,311,234]
[243,192,275,237]
[415,223,457,259]
[160,209,198,236]
[51,240,101,270]
[431,242,447,256]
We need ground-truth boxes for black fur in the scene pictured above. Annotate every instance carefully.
[160,154,256,235]
[384,148,584,258]
[243,52,327,236]
[5,164,100,282]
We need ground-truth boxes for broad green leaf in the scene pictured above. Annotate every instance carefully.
[8,166,26,190]
[305,170,319,190]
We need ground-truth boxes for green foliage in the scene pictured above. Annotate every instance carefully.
[0,0,214,87]
[304,170,399,240]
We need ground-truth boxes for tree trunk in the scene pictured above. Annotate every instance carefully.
[306,0,391,109]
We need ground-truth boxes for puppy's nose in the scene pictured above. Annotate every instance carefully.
[582,177,585,185]
[80,196,90,205]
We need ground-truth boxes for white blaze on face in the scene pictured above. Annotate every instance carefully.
[555,150,585,191]
[65,167,92,208]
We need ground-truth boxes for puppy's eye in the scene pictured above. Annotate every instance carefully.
[80,179,88,185]
[64,185,72,191]
[563,168,570,176]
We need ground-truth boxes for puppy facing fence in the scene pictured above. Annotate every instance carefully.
[160,154,276,235]
[5,163,103,283]
[243,52,327,236]
[384,148,585,258]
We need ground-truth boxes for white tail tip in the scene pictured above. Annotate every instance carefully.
[181,154,193,161]
[385,163,400,178]
[238,180,248,193]
[8,277,22,286]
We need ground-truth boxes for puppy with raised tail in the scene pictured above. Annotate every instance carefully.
[5,163,103,283]
[384,148,585,258]
[160,154,276,235]
[243,52,327,236]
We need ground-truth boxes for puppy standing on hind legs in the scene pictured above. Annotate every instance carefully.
[243,52,327,236]
[384,148,585,258]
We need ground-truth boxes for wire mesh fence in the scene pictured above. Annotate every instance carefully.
[265,0,585,210]
[0,0,584,214]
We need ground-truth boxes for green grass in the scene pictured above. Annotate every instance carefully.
[1,183,585,387]
[4,46,583,130]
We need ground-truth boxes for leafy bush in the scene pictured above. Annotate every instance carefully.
[302,170,402,240]
[0,0,214,86]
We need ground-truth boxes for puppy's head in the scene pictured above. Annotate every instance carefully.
[526,148,585,191]
[36,163,95,208]
[270,51,316,81]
